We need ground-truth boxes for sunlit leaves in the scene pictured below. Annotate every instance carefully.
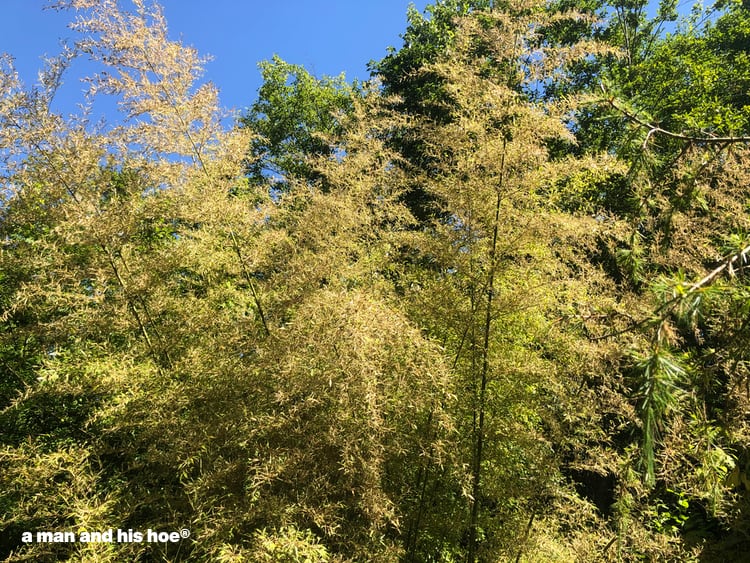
[241,56,356,188]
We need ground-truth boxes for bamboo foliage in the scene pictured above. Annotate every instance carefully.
[0,2,454,561]
[3,0,750,561]
[387,5,627,561]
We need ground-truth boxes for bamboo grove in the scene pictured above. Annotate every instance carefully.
[1,0,750,561]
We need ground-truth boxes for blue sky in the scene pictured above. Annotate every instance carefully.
[2,0,429,118]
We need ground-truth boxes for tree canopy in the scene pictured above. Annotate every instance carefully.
[2,0,750,561]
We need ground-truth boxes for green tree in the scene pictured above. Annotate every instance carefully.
[240,55,356,189]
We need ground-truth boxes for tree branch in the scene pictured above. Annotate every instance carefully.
[589,242,750,341]
[602,84,750,147]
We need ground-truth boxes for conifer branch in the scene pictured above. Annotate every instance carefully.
[602,84,750,147]
[590,242,750,341]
